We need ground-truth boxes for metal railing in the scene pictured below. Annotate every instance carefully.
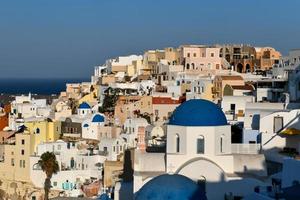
[231,144,261,154]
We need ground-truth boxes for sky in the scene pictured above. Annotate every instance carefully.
[0,0,299,79]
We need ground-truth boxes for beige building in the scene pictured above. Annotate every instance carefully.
[255,47,281,70]
[218,44,281,72]
[214,75,245,99]
[143,49,165,75]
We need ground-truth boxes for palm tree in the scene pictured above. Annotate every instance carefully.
[38,152,59,200]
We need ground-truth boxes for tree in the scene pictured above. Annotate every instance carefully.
[38,152,59,200]
[99,88,119,113]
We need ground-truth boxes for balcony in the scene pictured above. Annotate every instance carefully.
[231,144,261,154]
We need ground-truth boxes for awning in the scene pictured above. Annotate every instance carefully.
[280,128,300,135]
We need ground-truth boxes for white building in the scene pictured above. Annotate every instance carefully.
[82,113,106,141]
[260,109,300,163]
[30,140,106,196]
[122,118,149,148]
[98,138,126,161]
[222,95,255,122]
[134,99,267,200]
[9,94,51,131]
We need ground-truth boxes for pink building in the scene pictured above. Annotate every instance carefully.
[181,45,225,72]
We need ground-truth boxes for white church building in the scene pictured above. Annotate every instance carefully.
[133,99,269,200]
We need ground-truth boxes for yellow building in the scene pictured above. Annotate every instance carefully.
[0,133,57,199]
[0,133,33,182]
[0,119,61,197]
[25,120,61,153]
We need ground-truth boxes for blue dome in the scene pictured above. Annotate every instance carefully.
[83,124,89,128]
[169,99,227,126]
[78,102,91,109]
[92,114,105,123]
[136,174,207,200]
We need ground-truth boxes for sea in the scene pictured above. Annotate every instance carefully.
[0,78,90,95]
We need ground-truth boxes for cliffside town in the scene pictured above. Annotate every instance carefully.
[1,45,300,200]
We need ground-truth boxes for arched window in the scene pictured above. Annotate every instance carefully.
[186,63,190,70]
[197,135,204,154]
[175,134,180,153]
[191,63,195,69]
[70,157,75,169]
[36,128,40,134]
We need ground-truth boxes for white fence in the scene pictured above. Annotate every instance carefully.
[231,144,261,154]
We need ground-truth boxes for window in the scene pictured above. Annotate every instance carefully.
[193,53,196,57]
[21,149,25,155]
[36,128,40,134]
[53,182,57,187]
[220,136,224,153]
[11,158,14,166]
[197,136,205,154]
[19,160,22,168]
[273,116,283,133]
[187,53,190,57]
[186,63,190,70]
[23,160,25,168]
[175,134,180,153]
[57,145,61,150]
[211,53,214,57]
[191,63,195,69]
[113,146,116,152]
[21,139,25,145]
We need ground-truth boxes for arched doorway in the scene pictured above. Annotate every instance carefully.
[197,176,206,193]
[237,63,243,73]
[246,64,251,73]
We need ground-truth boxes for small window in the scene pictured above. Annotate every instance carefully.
[23,160,25,168]
[187,53,190,57]
[11,158,14,166]
[211,53,214,57]
[197,136,205,154]
[193,53,197,57]
[19,160,22,168]
[36,128,40,134]
[21,149,25,155]
[53,182,57,187]
[21,139,25,145]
